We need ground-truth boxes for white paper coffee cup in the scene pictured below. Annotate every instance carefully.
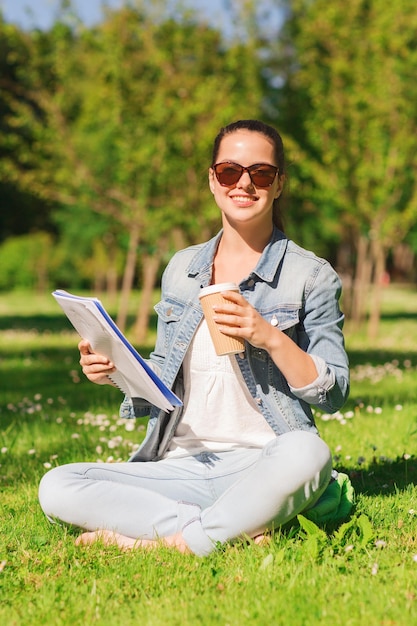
[199,283,245,356]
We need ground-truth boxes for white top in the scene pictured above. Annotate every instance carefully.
[165,319,275,458]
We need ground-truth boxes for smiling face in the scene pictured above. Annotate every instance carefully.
[209,130,284,230]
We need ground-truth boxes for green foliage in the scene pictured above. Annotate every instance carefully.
[2,4,266,248]
[1,0,417,326]
[280,0,417,259]
[0,20,53,241]
[0,2,274,315]
[0,232,58,291]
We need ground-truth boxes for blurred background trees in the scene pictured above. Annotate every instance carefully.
[279,0,417,337]
[0,0,416,339]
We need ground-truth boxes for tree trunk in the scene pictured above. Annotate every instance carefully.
[106,265,118,304]
[133,236,170,344]
[350,233,372,327]
[367,238,387,340]
[105,234,119,306]
[336,238,354,319]
[116,222,140,332]
[133,252,161,344]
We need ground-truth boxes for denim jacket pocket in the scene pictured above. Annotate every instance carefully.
[154,298,186,323]
[154,298,187,350]
[249,305,300,364]
[263,304,300,337]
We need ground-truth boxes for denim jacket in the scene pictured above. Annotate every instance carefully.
[121,227,349,461]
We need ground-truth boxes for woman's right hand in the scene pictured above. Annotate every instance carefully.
[78,339,117,386]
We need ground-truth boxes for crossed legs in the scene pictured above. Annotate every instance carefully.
[39,431,332,556]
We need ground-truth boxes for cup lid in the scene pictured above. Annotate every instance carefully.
[199,282,239,298]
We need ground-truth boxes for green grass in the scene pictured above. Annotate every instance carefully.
[1,286,417,625]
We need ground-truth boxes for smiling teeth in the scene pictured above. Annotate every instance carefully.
[233,196,256,201]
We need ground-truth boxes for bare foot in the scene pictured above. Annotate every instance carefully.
[75,529,191,554]
[253,534,271,546]
[75,530,137,549]
[157,531,191,554]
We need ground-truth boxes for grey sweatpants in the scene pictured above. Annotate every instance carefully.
[38,430,332,556]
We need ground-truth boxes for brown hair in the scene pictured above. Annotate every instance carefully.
[212,119,286,232]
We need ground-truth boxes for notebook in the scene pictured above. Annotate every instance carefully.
[53,290,182,412]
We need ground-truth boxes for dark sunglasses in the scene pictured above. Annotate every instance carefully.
[212,161,279,188]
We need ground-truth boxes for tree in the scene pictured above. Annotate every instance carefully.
[1,2,267,339]
[277,0,417,336]
[0,18,54,242]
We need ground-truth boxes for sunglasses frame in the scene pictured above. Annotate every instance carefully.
[212,161,279,188]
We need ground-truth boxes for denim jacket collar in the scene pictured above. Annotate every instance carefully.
[185,226,288,284]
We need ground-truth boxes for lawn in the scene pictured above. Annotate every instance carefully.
[0,285,416,625]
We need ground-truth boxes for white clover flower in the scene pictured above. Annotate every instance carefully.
[371,563,378,576]
[96,446,103,454]
[1,447,7,454]
[28,449,36,455]
[124,421,135,432]
[375,540,387,549]
[413,555,417,562]
[71,433,80,439]
[395,405,403,411]
[43,462,52,469]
